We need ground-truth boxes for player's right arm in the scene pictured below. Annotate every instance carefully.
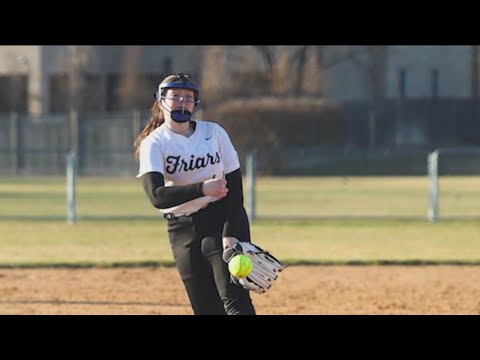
[141,172,203,209]
[141,173,228,209]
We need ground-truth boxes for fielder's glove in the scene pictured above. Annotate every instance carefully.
[223,241,286,294]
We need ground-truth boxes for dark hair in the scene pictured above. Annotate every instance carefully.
[133,100,164,160]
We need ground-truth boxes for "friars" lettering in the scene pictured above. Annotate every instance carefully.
[165,152,221,174]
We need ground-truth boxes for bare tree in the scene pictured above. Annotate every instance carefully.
[366,46,388,102]
[334,45,388,102]
[360,46,388,150]
[200,46,229,107]
[200,46,381,103]
[300,46,325,97]
[68,45,91,113]
[253,46,302,95]
[118,46,143,110]
[367,46,388,150]
[254,45,275,80]
[345,46,388,150]
[290,46,308,96]
[270,51,293,96]
[323,46,366,69]
[254,46,368,97]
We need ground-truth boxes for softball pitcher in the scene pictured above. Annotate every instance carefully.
[134,73,256,315]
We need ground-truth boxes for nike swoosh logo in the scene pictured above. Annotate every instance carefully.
[205,135,212,140]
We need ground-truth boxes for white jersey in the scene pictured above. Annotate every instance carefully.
[137,120,240,217]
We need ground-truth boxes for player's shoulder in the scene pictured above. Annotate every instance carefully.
[195,119,219,129]
[143,124,168,144]
[195,119,222,138]
[195,119,225,133]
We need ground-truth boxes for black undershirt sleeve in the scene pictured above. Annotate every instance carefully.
[222,168,244,239]
[141,171,204,209]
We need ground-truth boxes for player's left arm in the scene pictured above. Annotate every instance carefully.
[222,167,244,241]
[216,124,243,243]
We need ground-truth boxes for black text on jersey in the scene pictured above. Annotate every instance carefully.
[165,152,221,174]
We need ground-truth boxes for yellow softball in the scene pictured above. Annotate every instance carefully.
[228,254,253,278]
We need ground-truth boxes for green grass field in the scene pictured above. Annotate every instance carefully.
[1,176,480,267]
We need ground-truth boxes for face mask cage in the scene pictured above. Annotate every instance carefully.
[155,76,201,122]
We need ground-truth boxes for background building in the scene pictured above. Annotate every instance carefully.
[0,45,477,116]
[0,45,199,115]
[1,45,479,177]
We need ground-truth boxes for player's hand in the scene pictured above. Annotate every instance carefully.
[222,237,239,251]
[202,178,228,198]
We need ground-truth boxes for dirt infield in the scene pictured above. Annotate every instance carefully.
[1,265,479,314]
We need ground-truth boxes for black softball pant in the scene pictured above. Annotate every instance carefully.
[166,201,256,315]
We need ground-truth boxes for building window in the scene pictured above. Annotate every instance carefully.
[0,75,28,113]
[83,74,104,112]
[49,74,69,113]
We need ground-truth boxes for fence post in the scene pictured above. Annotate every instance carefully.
[67,151,77,224]
[70,108,79,156]
[9,112,18,176]
[427,150,439,223]
[246,150,257,222]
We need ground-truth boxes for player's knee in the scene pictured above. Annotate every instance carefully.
[201,236,222,258]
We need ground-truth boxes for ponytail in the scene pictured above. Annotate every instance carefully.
[134,101,164,160]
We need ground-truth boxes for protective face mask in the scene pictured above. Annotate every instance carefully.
[170,109,193,123]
